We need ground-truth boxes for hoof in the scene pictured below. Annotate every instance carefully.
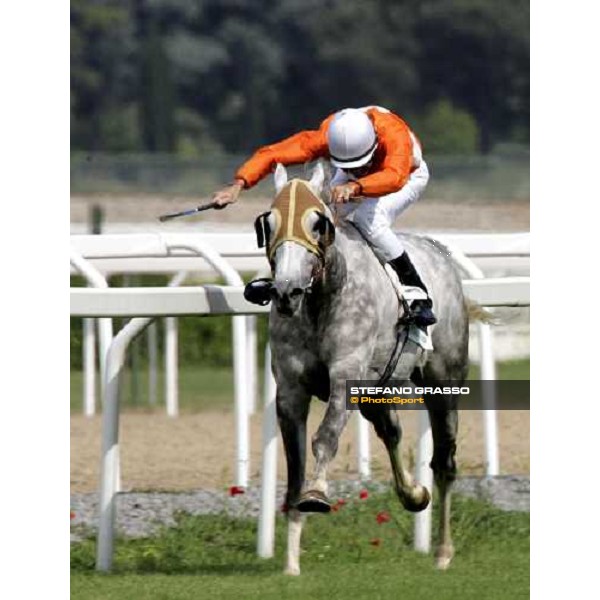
[296,490,332,513]
[400,485,431,513]
[284,566,301,576]
[435,544,454,570]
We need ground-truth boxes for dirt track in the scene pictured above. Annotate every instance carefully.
[70,195,529,232]
[70,406,529,493]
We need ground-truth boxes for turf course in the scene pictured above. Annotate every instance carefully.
[71,490,528,600]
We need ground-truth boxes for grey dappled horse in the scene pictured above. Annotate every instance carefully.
[259,163,468,575]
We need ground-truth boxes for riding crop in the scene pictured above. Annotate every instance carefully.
[158,201,220,222]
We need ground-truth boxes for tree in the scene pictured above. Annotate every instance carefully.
[137,7,177,152]
[415,0,529,152]
[417,99,479,154]
[71,0,138,151]
[70,0,529,155]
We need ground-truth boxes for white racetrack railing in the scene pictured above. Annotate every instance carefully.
[70,231,530,276]
[69,231,530,571]
[70,278,529,316]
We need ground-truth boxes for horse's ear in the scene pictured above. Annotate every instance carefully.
[308,161,325,196]
[274,163,288,195]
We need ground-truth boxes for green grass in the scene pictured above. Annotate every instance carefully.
[70,360,529,414]
[70,366,238,413]
[70,491,529,600]
[468,358,529,381]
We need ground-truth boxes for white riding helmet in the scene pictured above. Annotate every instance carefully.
[327,109,378,169]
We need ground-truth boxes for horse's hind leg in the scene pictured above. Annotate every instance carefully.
[424,397,458,570]
[277,388,310,575]
[361,404,430,512]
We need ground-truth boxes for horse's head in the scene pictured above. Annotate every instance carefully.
[254,162,335,316]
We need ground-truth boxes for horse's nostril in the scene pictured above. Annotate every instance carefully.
[290,288,304,298]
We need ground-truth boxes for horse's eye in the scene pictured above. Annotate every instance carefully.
[313,217,325,235]
[290,288,304,297]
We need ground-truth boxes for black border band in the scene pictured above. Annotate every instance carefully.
[330,139,377,164]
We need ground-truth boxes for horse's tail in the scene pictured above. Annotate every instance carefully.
[466,299,495,323]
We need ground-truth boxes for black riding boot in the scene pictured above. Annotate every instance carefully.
[389,252,437,327]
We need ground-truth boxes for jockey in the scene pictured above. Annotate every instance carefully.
[212,105,436,327]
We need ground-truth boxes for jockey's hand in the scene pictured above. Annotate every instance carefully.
[212,179,245,209]
[331,182,360,204]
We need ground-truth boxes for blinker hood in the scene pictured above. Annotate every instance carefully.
[254,179,335,264]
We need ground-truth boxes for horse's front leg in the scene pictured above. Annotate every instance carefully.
[298,363,359,512]
[277,386,311,575]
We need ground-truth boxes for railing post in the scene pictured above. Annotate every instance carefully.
[356,414,371,480]
[478,322,500,476]
[414,410,433,553]
[147,321,158,406]
[164,272,188,418]
[257,343,278,557]
[233,315,249,487]
[97,316,152,571]
[165,317,178,417]
[246,316,257,416]
[83,317,96,416]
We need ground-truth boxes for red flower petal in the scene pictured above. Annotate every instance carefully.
[359,489,369,500]
[337,498,347,506]
[229,485,245,496]
[70,511,76,520]
[376,511,391,524]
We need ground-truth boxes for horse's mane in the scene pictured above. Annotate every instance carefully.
[319,161,334,205]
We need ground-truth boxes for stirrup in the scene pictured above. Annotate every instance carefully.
[399,297,416,325]
[244,278,273,306]
[411,299,437,327]
[400,297,437,328]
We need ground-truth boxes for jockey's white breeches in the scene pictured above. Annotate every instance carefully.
[330,160,430,262]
